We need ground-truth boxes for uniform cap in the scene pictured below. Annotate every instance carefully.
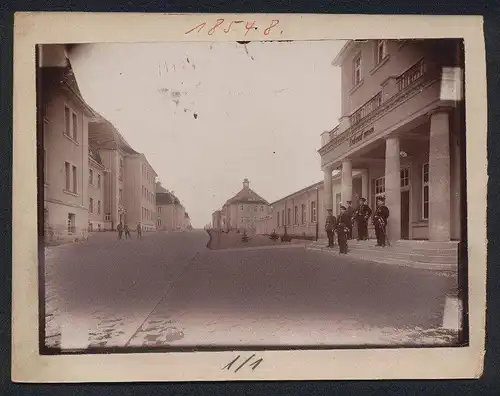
[340,205,346,210]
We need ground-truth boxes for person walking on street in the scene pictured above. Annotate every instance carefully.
[117,222,123,240]
[345,200,354,240]
[336,205,351,254]
[373,196,390,247]
[124,223,131,239]
[325,208,337,248]
[354,197,372,241]
[136,222,143,239]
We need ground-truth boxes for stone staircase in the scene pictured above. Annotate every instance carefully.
[306,238,459,272]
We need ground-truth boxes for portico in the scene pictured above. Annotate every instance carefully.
[321,106,460,242]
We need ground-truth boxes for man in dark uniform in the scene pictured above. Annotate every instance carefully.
[336,205,350,254]
[373,196,390,247]
[354,197,372,241]
[345,200,354,240]
[325,208,336,248]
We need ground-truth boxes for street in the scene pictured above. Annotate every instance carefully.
[44,230,459,350]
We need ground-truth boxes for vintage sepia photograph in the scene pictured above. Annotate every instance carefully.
[39,37,467,351]
[12,13,487,382]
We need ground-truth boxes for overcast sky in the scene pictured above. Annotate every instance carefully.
[70,40,345,228]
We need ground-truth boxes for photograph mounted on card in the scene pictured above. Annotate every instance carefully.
[11,12,486,382]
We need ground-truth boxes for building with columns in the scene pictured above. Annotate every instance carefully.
[319,39,464,242]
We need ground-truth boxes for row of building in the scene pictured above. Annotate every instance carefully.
[213,39,465,244]
[40,44,191,243]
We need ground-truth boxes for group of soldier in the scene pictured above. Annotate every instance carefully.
[324,196,390,255]
[116,222,143,240]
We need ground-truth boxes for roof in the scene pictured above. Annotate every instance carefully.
[88,120,138,155]
[226,182,269,205]
[88,143,105,169]
[270,173,342,206]
[184,212,190,219]
[332,40,357,66]
[40,65,98,119]
[156,191,181,206]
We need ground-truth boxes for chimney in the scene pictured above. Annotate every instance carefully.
[243,178,249,189]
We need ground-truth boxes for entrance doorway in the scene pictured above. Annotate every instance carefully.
[401,190,410,240]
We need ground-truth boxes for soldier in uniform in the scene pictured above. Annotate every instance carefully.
[354,197,372,241]
[336,205,351,254]
[345,200,354,240]
[325,208,337,248]
[373,196,390,247]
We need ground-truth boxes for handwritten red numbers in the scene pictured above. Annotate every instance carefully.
[185,19,281,37]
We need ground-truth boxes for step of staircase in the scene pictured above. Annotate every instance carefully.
[306,238,458,271]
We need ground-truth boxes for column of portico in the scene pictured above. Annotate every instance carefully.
[385,136,401,241]
[341,159,353,204]
[323,167,334,212]
[428,108,452,242]
[361,170,369,200]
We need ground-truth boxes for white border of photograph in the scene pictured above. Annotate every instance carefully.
[12,12,486,382]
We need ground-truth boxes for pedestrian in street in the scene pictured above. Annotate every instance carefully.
[325,208,337,248]
[117,222,123,240]
[136,222,142,239]
[345,200,354,240]
[373,196,390,247]
[124,223,131,239]
[336,205,350,254]
[354,197,372,241]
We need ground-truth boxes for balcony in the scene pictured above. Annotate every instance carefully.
[319,58,443,165]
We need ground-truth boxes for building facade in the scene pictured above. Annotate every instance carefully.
[256,39,464,243]
[218,179,272,233]
[156,188,189,231]
[40,44,96,243]
[124,154,158,232]
[212,210,222,230]
[319,39,464,242]
[87,145,107,232]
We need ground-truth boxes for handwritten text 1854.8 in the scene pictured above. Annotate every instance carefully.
[185,19,280,37]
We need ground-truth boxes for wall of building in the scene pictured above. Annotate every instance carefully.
[124,155,141,229]
[43,82,89,242]
[88,160,105,231]
[140,158,157,231]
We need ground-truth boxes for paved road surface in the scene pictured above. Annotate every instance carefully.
[44,230,459,350]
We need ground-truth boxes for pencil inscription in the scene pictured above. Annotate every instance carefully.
[222,354,263,373]
[185,19,280,37]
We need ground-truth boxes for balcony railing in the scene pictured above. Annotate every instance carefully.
[349,92,382,126]
[397,58,427,91]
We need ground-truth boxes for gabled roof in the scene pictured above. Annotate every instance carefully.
[226,179,269,205]
[156,191,181,206]
[88,120,138,155]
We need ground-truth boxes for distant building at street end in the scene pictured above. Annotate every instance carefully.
[218,179,271,233]
[156,185,190,231]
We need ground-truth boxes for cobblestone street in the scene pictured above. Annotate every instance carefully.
[44,229,460,350]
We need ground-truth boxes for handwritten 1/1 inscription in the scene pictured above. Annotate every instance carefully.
[222,354,263,373]
[186,19,280,37]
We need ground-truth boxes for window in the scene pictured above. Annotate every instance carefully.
[260,206,264,212]
[105,214,111,221]
[353,54,362,86]
[98,224,101,231]
[64,105,78,142]
[119,157,124,181]
[281,210,285,226]
[97,200,101,215]
[294,205,299,225]
[301,204,306,224]
[287,208,291,225]
[400,167,410,189]
[89,198,93,213]
[89,169,93,185]
[97,174,101,188]
[277,211,280,227]
[422,163,429,219]
[72,165,77,193]
[376,40,387,64]
[374,177,385,195]
[65,162,71,190]
[119,188,123,205]
[311,201,317,223]
[241,205,244,210]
